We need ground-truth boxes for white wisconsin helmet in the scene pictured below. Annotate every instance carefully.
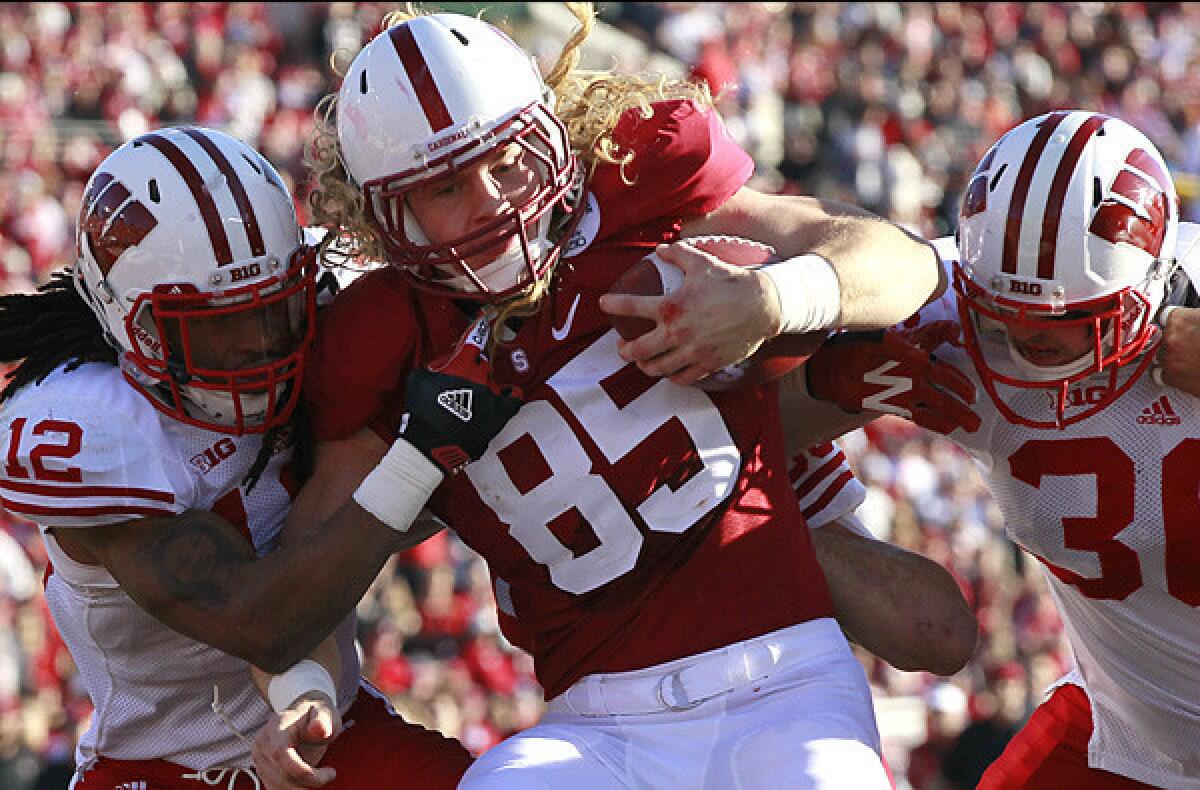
[955,110,1179,429]
[336,13,581,303]
[73,126,317,435]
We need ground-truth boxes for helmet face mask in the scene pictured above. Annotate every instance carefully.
[337,14,581,304]
[954,110,1178,429]
[363,102,578,301]
[74,127,317,435]
[122,246,317,434]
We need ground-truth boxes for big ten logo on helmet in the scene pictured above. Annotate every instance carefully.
[1090,149,1173,257]
[1008,279,1043,295]
[190,437,237,473]
[78,172,158,271]
[230,263,262,282]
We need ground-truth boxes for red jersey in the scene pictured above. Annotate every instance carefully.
[307,100,834,698]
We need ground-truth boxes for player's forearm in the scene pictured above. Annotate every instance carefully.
[128,506,401,673]
[233,500,407,672]
[812,520,977,676]
[810,216,943,330]
[686,189,943,331]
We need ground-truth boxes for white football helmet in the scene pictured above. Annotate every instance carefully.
[73,126,317,435]
[336,13,581,303]
[955,110,1179,428]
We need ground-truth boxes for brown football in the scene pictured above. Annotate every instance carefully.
[607,235,827,392]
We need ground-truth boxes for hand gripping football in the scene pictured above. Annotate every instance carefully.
[608,235,827,391]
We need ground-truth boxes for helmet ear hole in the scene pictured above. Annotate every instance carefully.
[451,28,469,45]
[148,179,160,204]
[359,69,368,95]
[1093,177,1103,208]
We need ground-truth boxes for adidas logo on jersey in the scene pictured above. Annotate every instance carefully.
[115,782,147,790]
[437,389,473,421]
[1137,395,1181,425]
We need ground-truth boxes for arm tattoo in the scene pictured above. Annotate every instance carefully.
[144,511,253,608]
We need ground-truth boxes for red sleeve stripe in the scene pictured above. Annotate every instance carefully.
[0,480,174,502]
[2,498,177,518]
[801,470,855,522]
[793,453,846,500]
[787,445,838,484]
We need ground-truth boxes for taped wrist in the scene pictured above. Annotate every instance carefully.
[352,438,444,532]
[267,659,337,715]
[761,253,842,334]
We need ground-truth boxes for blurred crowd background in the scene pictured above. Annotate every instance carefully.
[0,3,1196,788]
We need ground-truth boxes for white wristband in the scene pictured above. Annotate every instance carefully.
[760,253,842,334]
[267,660,337,714]
[352,438,444,532]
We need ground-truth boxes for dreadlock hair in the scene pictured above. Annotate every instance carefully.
[241,394,315,493]
[0,269,116,402]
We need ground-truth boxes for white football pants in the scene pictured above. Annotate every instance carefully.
[458,617,889,789]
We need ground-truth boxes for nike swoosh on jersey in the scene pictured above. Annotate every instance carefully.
[551,294,581,341]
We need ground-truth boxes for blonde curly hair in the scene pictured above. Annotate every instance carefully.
[307,2,711,258]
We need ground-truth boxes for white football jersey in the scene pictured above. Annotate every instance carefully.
[916,236,1200,786]
[0,363,358,771]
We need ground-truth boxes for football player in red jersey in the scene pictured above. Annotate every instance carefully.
[0,128,482,789]
[791,112,1200,787]
[250,5,978,787]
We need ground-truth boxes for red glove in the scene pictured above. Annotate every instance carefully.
[806,320,981,435]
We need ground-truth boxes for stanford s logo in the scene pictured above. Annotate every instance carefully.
[78,172,157,271]
[1089,149,1173,258]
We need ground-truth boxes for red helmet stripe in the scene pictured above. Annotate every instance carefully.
[138,132,233,265]
[1003,111,1069,275]
[1038,114,1107,280]
[182,128,265,258]
[390,25,454,133]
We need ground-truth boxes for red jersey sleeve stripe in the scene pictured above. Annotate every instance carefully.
[787,445,838,484]
[0,480,175,502]
[2,499,177,518]
[794,453,846,500]
[801,470,855,522]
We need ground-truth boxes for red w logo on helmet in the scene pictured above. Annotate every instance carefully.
[78,172,158,272]
[1089,149,1172,258]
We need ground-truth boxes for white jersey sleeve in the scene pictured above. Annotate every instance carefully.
[0,367,187,528]
[788,442,866,530]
